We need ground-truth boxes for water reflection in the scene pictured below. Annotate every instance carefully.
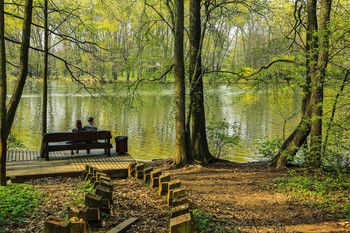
[10,80,301,162]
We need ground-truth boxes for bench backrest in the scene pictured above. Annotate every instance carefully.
[42,130,112,143]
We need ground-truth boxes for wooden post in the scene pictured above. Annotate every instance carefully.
[171,203,189,218]
[170,213,195,233]
[172,196,189,207]
[67,203,88,221]
[100,180,113,191]
[69,217,88,233]
[43,216,70,233]
[128,162,137,177]
[85,192,102,209]
[159,182,169,196]
[143,167,153,183]
[150,170,162,188]
[135,164,145,179]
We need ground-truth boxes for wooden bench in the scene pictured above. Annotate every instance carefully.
[40,130,112,160]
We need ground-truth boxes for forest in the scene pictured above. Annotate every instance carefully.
[0,0,350,232]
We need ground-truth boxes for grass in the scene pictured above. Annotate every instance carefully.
[192,209,240,233]
[273,170,350,218]
[0,183,46,228]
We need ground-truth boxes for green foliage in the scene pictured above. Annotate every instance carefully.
[273,171,350,218]
[67,181,94,205]
[7,133,27,151]
[253,137,283,160]
[207,121,240,159]
[193,209,239,233]
[0,183,45,227]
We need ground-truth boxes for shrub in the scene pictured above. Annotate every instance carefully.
[253,137,283,160]
[207,121,240,159]
[7,133,26,151]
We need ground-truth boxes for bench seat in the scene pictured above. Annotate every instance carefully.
[40,131,112,160]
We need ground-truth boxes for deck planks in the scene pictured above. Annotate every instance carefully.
[6,150,135,181]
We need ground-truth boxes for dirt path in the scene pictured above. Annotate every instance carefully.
[3,159,349,232]
[148,159,350,232]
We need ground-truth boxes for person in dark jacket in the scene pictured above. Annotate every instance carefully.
[83,117,97,153]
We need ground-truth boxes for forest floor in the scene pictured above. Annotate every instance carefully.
[3,159,350,232]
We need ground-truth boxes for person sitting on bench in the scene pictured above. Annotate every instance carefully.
[83,117,97,132]
[71,119,83,155]
[83,117,97,153]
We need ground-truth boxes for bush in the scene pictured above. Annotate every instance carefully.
[7,133,26,151]
[207,121,240,159]
[253,137,283,160]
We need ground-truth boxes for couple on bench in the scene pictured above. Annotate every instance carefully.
[71,117,97,155]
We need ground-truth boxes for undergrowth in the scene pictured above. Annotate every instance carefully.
[273,170,350,218]
[193,209,240,233]
[66,180,94,205]
[0,183,46,228]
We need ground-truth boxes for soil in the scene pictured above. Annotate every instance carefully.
[2,159,350,232]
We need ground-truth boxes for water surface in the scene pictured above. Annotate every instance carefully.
[10,80,302,162]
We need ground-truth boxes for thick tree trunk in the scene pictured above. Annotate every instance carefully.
[0,0,7,186]
[270,0,332,169]
[173,0,189,166]
[309,0,332,168]
[189,0,213,163]
[270,0,317,168]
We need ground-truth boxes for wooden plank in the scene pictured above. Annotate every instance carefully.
[106,217,138,233]
[105,156,118,170]
[92,155,109,171]
[95,155,113,170]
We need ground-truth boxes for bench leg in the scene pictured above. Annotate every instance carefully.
[45,151,49,161]
[107,148,110,157]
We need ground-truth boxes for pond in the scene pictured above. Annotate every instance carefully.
[9,80,302,162]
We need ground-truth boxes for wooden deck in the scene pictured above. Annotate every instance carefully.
[6,150,135,182]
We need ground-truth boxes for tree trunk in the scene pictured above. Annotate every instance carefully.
[173,0,189,166]
[270,0,332,169]
[189,0,213,163]
[309,0,332,168]
[0,0,33,185]
[42,0,48,138]
[0,0,7,186]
